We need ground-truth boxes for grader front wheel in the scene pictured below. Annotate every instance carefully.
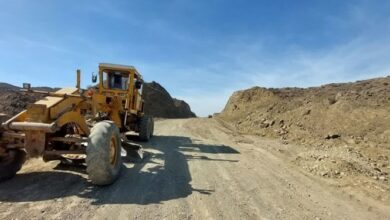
[86,121,122,186]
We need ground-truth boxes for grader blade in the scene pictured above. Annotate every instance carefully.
[121,140,144,162]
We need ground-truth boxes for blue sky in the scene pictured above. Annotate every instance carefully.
[0,0,390,116]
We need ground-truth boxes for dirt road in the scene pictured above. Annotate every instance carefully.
[0,118,389,220]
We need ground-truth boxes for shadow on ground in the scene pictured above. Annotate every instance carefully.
[0,135,239,205]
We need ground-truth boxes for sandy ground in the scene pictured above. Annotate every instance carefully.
[0,118,389,220]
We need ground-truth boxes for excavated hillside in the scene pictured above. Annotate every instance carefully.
[0,82,196,119]
[0,86,47,116]
[143,81,196,118]
[219,76,390,184]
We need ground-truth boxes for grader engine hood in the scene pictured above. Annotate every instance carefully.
[0,87,88,157]
[26,104,49,122]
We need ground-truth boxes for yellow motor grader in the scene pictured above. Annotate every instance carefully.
[0,63,154,185]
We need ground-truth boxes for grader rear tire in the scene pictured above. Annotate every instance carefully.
[86,121,122,186]
[0,149,26,182]
[139,115,154,141]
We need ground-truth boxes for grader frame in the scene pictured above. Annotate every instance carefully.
[0,63,154,185]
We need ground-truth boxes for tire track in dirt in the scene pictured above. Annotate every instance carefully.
[0,118,389,220]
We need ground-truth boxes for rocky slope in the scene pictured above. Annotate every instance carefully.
[143,81,196,118]
[0,82,196,119]
[0,85,46,116]
[218,76,390,185]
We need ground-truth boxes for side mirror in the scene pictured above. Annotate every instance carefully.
[22,83,31,90]
[92,73,97,83]
[135,81,143,89]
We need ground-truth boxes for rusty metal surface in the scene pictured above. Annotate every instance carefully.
[25,131,46,157]
[0,131,25,149]
[1,132,25,139]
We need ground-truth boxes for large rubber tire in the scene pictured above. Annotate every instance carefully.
[86,121,122,186]
[139,115,154,141]
[0,149,26,182]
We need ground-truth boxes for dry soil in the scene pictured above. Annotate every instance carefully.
[0,118,389,220]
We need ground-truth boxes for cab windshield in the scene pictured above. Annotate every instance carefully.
[103,71,129,90]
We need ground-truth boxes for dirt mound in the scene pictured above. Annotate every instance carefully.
[143,81,196,118]
[0,84,47,117]
[219,76,390,184]
[0,92,43,117]
[0,83,19,92]
[0,82,196,119]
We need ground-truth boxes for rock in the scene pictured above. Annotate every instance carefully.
[325,134,341,140]
[302,109,311,116]
[321,171,328,177]
[262,119,275,127]
[379,176,386,181]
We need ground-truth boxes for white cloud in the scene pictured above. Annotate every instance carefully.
[245,38,390,88]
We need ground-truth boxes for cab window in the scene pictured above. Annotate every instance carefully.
[102,71,129,90]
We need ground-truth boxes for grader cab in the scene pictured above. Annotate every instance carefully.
[0,63,154,185]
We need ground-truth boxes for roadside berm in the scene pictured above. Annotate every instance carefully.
[218,76,390,196]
